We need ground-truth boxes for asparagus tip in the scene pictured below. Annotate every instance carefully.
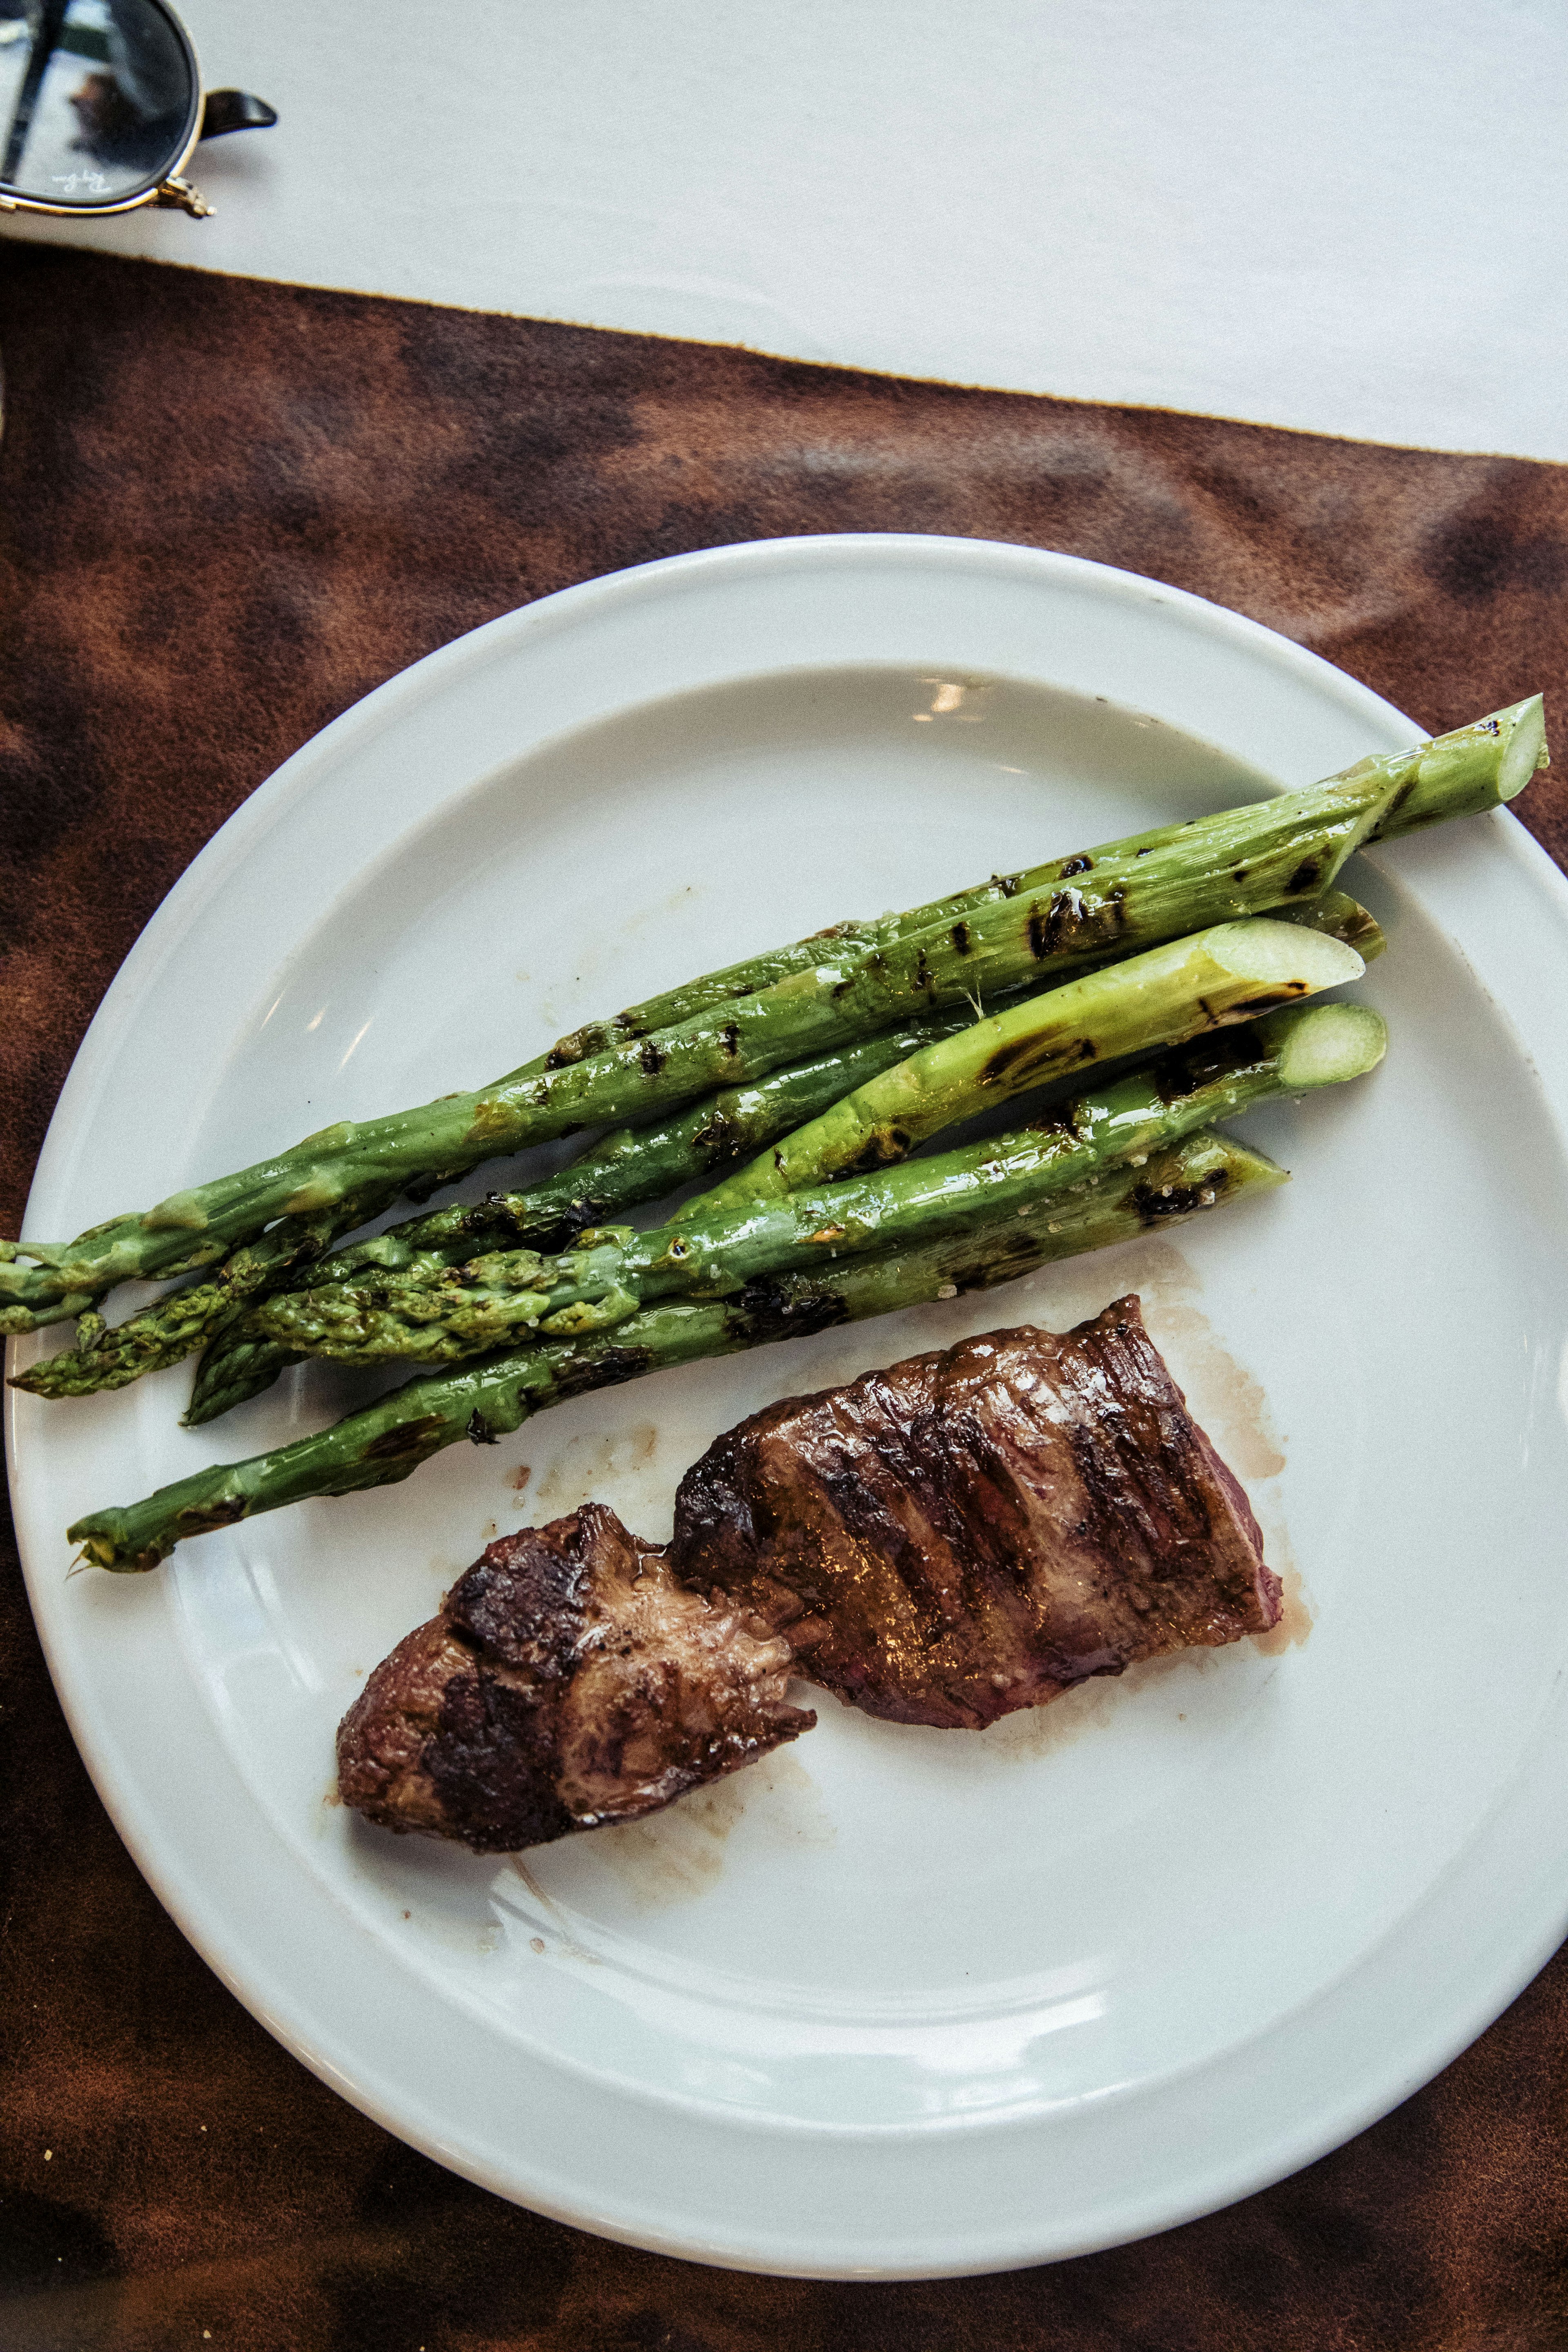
[65,1518,133,1572]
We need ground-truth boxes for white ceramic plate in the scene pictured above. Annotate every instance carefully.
[8,536,1568,2280]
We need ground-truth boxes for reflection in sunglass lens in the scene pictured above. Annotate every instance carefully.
[0,0,194,205]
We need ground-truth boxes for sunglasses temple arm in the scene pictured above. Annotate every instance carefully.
[198,89,277,141]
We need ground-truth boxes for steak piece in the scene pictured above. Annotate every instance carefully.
[337,1501,814,1852]
[670,1296,1280,1729]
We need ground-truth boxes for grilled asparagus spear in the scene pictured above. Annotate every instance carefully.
[67,1128,1285,1572]
[537,704,1523,1060]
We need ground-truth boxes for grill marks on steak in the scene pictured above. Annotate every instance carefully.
[336,1501,814,1852]
[670,1297,1280,1729]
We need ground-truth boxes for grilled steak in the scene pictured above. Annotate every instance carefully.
[670,1296,1279,1729]
[336,1501,813,1852]
[340,1297,1278,1847]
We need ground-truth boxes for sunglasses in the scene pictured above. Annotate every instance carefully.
[0,0,273,221]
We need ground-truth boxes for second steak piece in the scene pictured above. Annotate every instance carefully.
[337,1502,813,1852]
[671,1296,1280,1730]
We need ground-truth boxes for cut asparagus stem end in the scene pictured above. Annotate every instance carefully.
[1497,694,1550,800]
[1416,693,1550,815]
[1203,918,1364,993]
[1258,1000,1388,1089]
[1368,694,1550,841]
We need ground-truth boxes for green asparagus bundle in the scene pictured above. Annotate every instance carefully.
[183,903,1375,1425]
[25,889,1381,1417]
[68,1127,1287,1573]
[16,1011,978,1403]
[2,699,1540,1333]
[231,1002,1385,1370]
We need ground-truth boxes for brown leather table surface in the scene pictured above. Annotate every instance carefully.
[3,243,1568,2351]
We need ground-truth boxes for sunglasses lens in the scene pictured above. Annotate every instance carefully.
[1,0,196,205]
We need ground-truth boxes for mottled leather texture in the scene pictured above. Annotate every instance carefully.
[2,244,1568,2350]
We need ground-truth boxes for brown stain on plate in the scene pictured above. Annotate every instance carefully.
[976,1643,1228,1761]
[1087,1237,1309,1630]
[1253,1520,1315,1654]
[1127,1242,1311,1651]
[1155,1295,1287,1483]
[564,1749,834,1913]
[507,1858,605,1965]
[1121,1238,1287,1483]
[531,1421,663,1515]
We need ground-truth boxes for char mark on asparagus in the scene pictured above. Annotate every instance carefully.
[670,1297,1280,1730]
[336,1501,813,1853]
